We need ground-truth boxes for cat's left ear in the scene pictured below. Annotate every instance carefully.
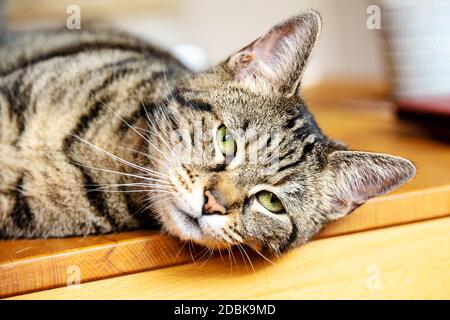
[324,151,416,220]
[226,11,321,96]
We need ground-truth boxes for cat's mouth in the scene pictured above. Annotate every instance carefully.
[168,202,201,236]
[172,202,200,228]
[166,201,231,248]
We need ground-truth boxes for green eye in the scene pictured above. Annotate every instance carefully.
[216,125,236,157]
[257,191,285,213]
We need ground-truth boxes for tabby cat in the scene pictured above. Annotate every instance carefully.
[0,12,415,253]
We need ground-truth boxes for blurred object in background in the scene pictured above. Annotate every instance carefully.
[0,0,4,42]
[3,0,385,87]
[380,0,450,141]
[171,44,209,72]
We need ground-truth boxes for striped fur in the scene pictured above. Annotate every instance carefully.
[0,13,415,254]
[0,26,188,238]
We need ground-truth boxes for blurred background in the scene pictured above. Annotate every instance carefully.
[2,0,384,85]
[1,0,449,137]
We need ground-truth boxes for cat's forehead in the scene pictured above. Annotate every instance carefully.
[182,83,303,127]
[178,80,328,168]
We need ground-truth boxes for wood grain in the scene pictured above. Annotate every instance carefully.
[0,231,193,298]
[10,217,450,300]
[1,94,449,298]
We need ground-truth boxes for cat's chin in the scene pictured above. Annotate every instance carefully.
[163,203,232,249]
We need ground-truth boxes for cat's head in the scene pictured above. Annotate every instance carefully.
[147,11,415,253]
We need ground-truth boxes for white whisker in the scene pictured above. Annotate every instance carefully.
[139,97,184,170]
[139,96,193,188]
[247,243,277,267]
[71,160,172,185]
[239,244,255,272]
[90,92,179,169]
[141,98,180,163]
[91,185,174,193]
[92,189,173,194]
[72,133,168,179]
[115,145,175,172]
[91,182,173,189]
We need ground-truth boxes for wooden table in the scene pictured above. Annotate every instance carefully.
[2,90,450,299]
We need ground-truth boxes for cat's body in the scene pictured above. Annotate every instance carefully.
[0,27,189,238]
[0,13,415,253]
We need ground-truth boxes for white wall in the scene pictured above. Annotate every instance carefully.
[5,0,385,86]
[115,0,385,86]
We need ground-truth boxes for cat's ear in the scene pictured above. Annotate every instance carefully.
[226,11,321,96]
[324,151,416,220]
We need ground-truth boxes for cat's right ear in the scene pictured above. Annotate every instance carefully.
[226,11,321,96]
[323,151,416,220]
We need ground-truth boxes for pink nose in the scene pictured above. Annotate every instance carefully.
[203,190,227,215]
